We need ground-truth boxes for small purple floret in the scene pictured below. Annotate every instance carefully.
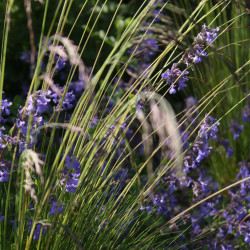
[161,63,189,94]
[230,119,243,140]
[49,200,65,216]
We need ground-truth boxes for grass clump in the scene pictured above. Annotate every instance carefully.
[0,0,249,249]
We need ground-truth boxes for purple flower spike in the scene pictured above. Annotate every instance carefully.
[242,104,250,123]
[220,139,234,158]
[199,115,220,140]
[182,24,219,66]
[49,200,65,216]
[54,53,67,71]
[1,98,12,123]
[161,64,189,94]
[61,155,81,193]
[237,161,249,179]
[26,90,51,115]
[194,139,212,163]
[230,119,243,140]
[0,161,10,182]
[65,155,81,175]
[192,44,207,63]
[0,168,10,182]
[195,24,220,45]
[61,91,75,110]
[28,220,48,241]
[1,99,12,116]
[184,115,219,173]
[63,174,80,193]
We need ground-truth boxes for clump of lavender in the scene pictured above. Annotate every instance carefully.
[161,24,219,94]
[141,114,220,218]
[182,24,220,67]
[17,90,53,152]
[16,88,75,152]
[218,161,250,244]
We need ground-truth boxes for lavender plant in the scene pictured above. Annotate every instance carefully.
[0,0,249,249]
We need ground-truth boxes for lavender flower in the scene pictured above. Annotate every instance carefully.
[53,90,76,111]
[184,115,219,172]
[1,99,12,115]
[199,115,220,140]
[237,161,249,179]
[0,167,10,182]
[0,160,12,182]
[185,96,197,108]
[26,90,51,115]
[15,90,52,152]
[69,80,85,94]
[60,155,81,193]
[230,119,243,140]
[61,91,76,110]
[195,24,220,44]
[139,205,152,214]
[15,86,76,153]
[194,139,212,163]
[49,200,65,216]
[242,104,250,123]
[161,64,189,94]
[128,19,159,66]
[219,138,234,158]
[181,132,189,151]
[28,220,48,241]
[0,127,7,149]
[182,24,219,66]
[217,161,250,245]
[144,39,159,58]
[114,168,128,182]
[54,53,67,71]
[130,37,159,62]
[153,9,163,22]
[239,222,250,243]
[1,98,12,123]
[63,174,80,193]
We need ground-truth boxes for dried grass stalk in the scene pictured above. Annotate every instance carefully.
[21,149,44,203]
[137,109,154,182]
[140,92,185,181]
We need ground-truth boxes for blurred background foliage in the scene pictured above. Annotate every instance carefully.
[0,0,140,96]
